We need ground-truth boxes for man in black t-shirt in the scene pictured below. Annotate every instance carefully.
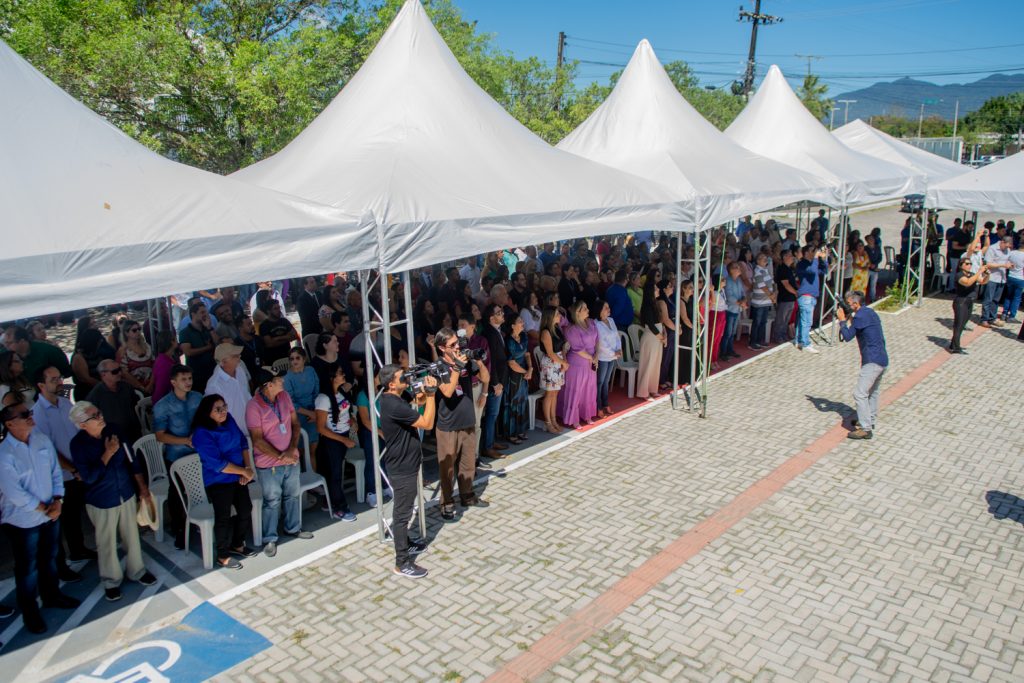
[257,300,298,365]
[772,251,799,343]
[433,329,491,520]
[377,364,436,579]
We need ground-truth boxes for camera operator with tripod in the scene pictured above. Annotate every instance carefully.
[433,328,491,521]
[377,364,437,579]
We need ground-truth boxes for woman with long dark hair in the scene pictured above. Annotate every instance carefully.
[949,258,987,353]
[538,306,569,433]
[636,271,665,399]
[315,366,357,521]
[657,278,678,389]
[503,312,532,442]
[190,394,257,569]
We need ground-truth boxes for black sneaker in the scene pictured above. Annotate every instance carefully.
[440,506,455,521]
[408,540,427,555]
[230,546,260,558]
[393,562,428,579]
[136,571,158,586]
[105,586,122,602]
[174,534,186,550]
[68,548,98,561]
[59,568,82,583]
[42,593,81,609]
[23,611,46,634]
[0,604,13,619]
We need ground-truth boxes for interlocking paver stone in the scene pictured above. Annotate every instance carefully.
[210,298,1024,682]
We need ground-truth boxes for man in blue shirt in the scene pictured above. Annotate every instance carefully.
[837,291,889,440]
[795,245,829,354]
[153,364,202,549]
[605,269,634,330]
[0,402,81,633]
[736,215,754,239]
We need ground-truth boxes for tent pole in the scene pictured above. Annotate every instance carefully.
[362,269,388,544]
[915,210,926,307]
[670,232,683,410]
[685,228,710,418]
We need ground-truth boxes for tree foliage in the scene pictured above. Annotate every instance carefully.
[869,115,953,138]
[798,74,832,121]
[963,92,1024,146]
[0,0,750,171]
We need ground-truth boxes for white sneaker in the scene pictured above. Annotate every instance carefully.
[367,492,378,507]
[803,346,819,354]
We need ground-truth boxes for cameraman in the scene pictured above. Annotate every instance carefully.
[433,329,491,521]
[837,291,888,440]
[377,364,437,579]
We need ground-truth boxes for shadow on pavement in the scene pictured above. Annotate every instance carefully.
[805,395,855,424]
[985,491,1024,527]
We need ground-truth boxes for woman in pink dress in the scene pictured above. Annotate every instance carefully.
[556,300,599,428]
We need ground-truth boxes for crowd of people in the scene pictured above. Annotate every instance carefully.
[0,213,1021,624]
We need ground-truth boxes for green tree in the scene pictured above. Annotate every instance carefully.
[797,73,832,121]
[964,92,1024,149]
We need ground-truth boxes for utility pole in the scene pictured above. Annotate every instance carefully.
[917,102,925,138]
[739,1,783,97]
[837,99,856,125]
[555,31,566,112]
[829,106,839,131]
[795,54,822,76]
[951,98,959,139]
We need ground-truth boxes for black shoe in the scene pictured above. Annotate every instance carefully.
[68,549,98,561]
[440,506,455,521]
[136,571,158,586]
[230,546,259,558]
[105,586,122,602]
[42,593,81,609]
[174,534,186,550]
[0,604,13,619]
[408,540,427,555]
[847,428,873,440]
[59,568,82,583]
[393,562,428,579]
[23,611,46,634]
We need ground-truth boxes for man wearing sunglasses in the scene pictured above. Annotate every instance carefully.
[0,401,82,633]
[85,360,142,443]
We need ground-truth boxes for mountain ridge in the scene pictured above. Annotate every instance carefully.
[832,72,1024,121]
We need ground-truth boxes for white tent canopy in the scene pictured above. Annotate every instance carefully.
[926,152,1024,213]
[233,0,692,273]
[0,40,377,322]
[833,119,969,187]
[557,40,841,227]
[726,65,924,207]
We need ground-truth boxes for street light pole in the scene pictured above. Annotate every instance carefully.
[837,99,856,126]
[829,106,839,131]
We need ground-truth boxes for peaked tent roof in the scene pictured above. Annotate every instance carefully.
[557,40,841,227]
[0,40,376,321]
[233,0,692,273]
[926,152,1024,213]
[725,65,923,207]
[833,119,969,186]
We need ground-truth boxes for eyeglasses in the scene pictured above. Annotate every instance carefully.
[212,405,228,414]
[82,413,103,423]
[8,409,32,421]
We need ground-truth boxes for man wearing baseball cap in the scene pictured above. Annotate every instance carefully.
[205,343,252,432]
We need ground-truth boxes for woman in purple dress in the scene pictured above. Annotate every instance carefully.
[556,300,599,428]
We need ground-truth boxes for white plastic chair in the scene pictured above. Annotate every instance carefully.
[134,434,168,542]
[627,324,644,359]
[884,246,896,271]
[169,454,215,570]
[346,447,366,503]
[302,333,319,359]
[135,395,153,435]
[929,253,949,292]
[737,308,752,339]
[614,330,638,398]
[271,357,291,375]
[242,435,264,546]
[298,430,331,525]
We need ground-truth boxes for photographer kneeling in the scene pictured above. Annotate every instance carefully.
[434,328,491,521]
[837,291,888,440]
[378,364,437,579]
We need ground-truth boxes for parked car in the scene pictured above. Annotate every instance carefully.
[900,194,925,213]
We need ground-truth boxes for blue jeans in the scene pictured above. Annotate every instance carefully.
[256,464,301,542]
[1001,276,1024,321]
[981,281,1005,322]
[596,360,615,409]
[796,296,816,348]
[481,393,502,450]
[4,520,61,615]
[749,305,770,346]
[720,311,740,356]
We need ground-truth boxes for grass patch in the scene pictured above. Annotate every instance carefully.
[442,671,463,682]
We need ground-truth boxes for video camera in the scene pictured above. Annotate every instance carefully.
[455,329,486,361]
[401,361,452,395]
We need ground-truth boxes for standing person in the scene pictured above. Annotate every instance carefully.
[677,280,695,384]
[433,328,490,521]
[657,278,678,389]
[837,291,889,440]
[0,402,81,633]
[178,302,216,392]
[749,253,776,349]
[205,344,252,433]
[480,305,508,458]
[850,241,871,300]
[150,331,179,404]
[190,394,257,570]
[719,263,747,361]
[153,364,202,549]
[593,300,621,418]
[864,234,882,303]
[949,258,987,354]
[32,366,95,572]
[981,234,1013,327]
[999,238,1024,324]
[627,271,644,325]
[605,270,634,331]
[636,273,665,400]
[245,370,312,557]
[295,276,323,336]
[773,251,798,343]
[86,360,142,444]
[558,300,599,429]
[945,219,971,292]
[538,307,568,434]
[314,366,358,522]
[795,245,829,354]
[376,364,436,578]
[503,314,532,442]
[68,403,157,601]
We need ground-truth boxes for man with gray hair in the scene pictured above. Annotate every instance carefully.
[836,291,888,440]
[69,402,156,602]
[85,359,141,443]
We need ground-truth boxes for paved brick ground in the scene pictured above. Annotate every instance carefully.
[210,298,1023,682]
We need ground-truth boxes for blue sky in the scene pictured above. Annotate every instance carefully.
[454,0,1022,95]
